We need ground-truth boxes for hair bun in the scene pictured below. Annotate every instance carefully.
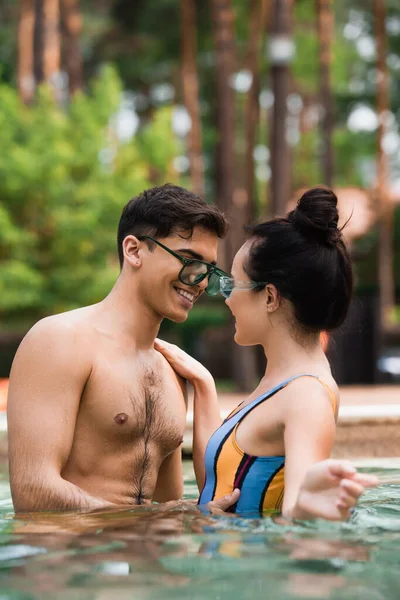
[287,187,341,246]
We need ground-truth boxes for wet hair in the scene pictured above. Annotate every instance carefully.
[245,187,353,333]
[117,184,228,267]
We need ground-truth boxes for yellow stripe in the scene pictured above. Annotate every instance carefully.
[218,541,242,558]
[315,378,338,415]
[262,466,285,512]
[213,432,243,500]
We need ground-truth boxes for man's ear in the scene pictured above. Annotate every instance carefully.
[122,235,143,268]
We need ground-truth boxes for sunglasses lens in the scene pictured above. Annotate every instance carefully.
[180,262,208,286]
[219,277,233,299]
[205,272,221,296]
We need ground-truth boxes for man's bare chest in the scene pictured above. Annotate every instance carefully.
[77,357,186,452]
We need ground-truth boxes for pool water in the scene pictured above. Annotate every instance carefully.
[1,444,400,599]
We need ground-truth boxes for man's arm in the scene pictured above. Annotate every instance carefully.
[152,447,183,502]
[7,317,113,512]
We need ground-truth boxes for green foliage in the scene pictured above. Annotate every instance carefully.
[292,2,319,95]
[333,128,376,187]
[0,1,399,336]
[292,130,321,189]
[0,66,180,327]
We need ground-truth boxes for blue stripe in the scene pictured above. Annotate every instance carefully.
[198,419,238,504]
[235,457,285,515]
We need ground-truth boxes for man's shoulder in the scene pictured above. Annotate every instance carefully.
[10,308,96,384]
[22,307,96,350]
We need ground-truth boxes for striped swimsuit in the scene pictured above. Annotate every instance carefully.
[198,374,336,516]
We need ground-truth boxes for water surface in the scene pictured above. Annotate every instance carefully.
[1,434,400,599]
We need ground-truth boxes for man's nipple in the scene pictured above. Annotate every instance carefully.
[114,412,129,425]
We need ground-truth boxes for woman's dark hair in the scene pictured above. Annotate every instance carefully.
[117,184,228,267]
[245,187,353,333]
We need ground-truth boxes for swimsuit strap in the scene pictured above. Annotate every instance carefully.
[225,374,312,425]
[299,375,337,416]
[226,374,337,425]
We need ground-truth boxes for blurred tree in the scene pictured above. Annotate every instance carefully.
[180,0,204,196]
[60,0,83,95]
[18,0,35,104]
[243,0,270,223]
[33,0,44,83]
[42,0,61,84]
[2,0,400,383]
[0,66,180,331]
[374,0,395,330]
[269,0,293,215]
[316,0,334,186]
[209,0,236,222]
[18,0,61,101]
[210,0,259,391]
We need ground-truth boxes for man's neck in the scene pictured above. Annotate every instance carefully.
[99,277,162,351]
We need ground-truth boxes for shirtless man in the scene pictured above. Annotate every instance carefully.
[8,184,229,512]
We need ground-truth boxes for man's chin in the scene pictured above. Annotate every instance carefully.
[164,310,190,324]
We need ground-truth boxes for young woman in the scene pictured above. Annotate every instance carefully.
[156,187,378,519]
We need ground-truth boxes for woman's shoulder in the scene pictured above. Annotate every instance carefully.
[279,372,339,418]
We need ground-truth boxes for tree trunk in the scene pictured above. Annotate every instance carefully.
[244,0,271,222]
[18,0,35,104]
[209,0,236,247]
[34,0,44,83]
[269,0,293,216]
[316,0,334,187]
[180,0,204,197]
[42,0,60,84]
[210,0,249,258]
[210,0,259,392]
[374,0,395,332]
[60,0,83,95]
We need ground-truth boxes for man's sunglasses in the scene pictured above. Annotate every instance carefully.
[139,236,228,296]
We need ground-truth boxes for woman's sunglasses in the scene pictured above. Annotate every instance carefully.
[219,276,268,299]
[139,236,228,296]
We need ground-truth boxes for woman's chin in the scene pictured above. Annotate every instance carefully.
[234,331,247,346]
[234,329,257,347]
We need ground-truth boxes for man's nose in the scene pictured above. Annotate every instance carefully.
[196,276,209,291]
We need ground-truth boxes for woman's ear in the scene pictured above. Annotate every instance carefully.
[265,284,280,312]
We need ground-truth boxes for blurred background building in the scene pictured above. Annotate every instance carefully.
[0,0,399,391]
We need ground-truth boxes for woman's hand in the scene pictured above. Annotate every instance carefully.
[154,338,214,387]
[289,459,379,521]
[155,339,221,490]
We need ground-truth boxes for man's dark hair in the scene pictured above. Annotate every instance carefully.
[117,184,228,267]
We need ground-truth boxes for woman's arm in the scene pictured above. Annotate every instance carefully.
[280,377,336,517]
[191,374,222,489]
[154,339,222,490]
[279,378,378,520]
